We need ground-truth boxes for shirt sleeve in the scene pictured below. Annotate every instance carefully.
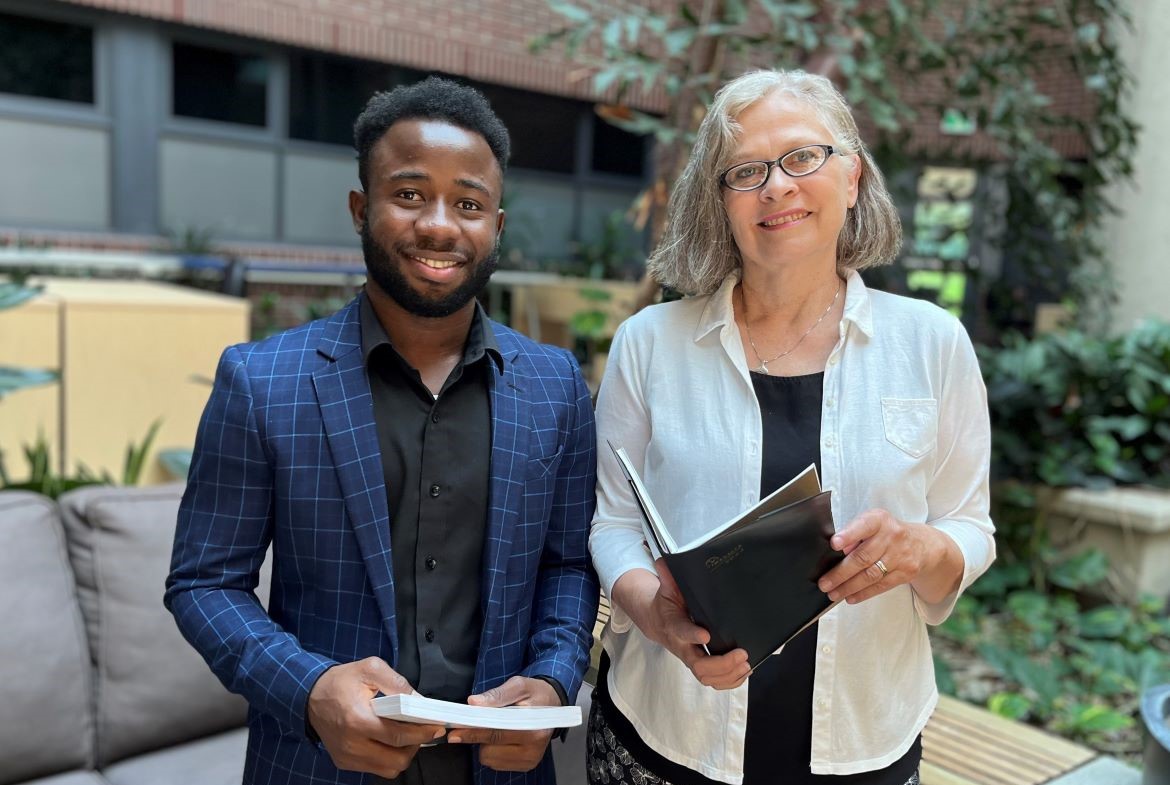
[588,320,659,632]
[913,321,996,625]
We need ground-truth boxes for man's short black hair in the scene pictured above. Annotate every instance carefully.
[353,75,511,190]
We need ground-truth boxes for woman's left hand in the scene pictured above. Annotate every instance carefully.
[816,509,961,605]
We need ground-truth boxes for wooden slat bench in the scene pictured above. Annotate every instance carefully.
[922,695,1097,785]
[588,598,1098,785]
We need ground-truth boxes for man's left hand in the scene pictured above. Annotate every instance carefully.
[447,676,559,772]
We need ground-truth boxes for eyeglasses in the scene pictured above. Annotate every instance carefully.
[719,144,837,191]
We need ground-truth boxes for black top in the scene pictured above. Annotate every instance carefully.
[361,293,500,785]
[597,371,921,785]
[742,371,824,781]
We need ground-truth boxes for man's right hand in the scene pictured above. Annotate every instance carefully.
[307,657,446,779]
[612,561,750,690]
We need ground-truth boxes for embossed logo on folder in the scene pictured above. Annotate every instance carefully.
[705,544,744,571]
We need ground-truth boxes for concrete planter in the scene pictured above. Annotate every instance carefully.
[1046,486,1170,602]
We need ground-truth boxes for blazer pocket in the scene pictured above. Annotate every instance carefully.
[881,397,938,459]
[527,442,566,479]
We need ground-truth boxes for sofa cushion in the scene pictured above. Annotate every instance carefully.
[58,484,270,766]
[0,492,95,785]
[101,728,247,785]
[21,773,110,785]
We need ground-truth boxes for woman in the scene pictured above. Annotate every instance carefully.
[588,70,994,785]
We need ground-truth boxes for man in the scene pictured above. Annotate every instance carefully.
[165,76,599,785]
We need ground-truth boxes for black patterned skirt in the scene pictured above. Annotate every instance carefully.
[589,645,921,785]
[587,698,920,785]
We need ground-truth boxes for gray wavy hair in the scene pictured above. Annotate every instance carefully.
[647,70,902,296]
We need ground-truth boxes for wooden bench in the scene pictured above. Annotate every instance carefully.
[588,599,1097,785]
[922,694,1096,785]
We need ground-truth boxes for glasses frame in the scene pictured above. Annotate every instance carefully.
[719,144,837,191]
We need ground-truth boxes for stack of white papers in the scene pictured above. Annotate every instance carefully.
[371,693,582,730]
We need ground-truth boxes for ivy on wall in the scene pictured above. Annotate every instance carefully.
[533,0,1138,333]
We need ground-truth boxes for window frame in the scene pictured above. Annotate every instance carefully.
[163,29,285,143]
[0,0,109,127]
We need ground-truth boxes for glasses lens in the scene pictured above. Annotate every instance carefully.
[781,146,828,176]
[725,162,769,190]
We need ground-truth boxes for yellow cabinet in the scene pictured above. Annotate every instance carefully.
[0,279,249,485]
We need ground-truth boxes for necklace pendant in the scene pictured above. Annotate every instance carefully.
[755,360,769,374]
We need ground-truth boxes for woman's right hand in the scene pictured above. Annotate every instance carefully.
[612,560,751,690]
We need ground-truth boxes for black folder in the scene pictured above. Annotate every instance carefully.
[608,443,843,669]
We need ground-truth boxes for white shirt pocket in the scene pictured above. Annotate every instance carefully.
[880,397,938,459]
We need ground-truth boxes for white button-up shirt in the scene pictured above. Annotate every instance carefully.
[590,271,995,782]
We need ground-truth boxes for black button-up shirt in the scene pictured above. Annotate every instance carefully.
[360,292,500,699]
[361,293,500,785]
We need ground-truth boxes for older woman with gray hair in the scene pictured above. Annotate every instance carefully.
[588,70,995,785]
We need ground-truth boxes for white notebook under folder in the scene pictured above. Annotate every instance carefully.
[371,693,582,730]
[608,440,821,558]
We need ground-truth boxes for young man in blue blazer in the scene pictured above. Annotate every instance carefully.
[166,76,599,785]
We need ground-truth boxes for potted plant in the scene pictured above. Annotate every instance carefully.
[980,321,1170,601]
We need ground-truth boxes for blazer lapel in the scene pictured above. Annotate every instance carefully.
[311,300,399,657]
[476,335,530,690]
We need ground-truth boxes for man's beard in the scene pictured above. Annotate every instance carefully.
[361,220,499,319]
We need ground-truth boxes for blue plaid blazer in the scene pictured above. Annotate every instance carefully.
[166,297,599,785]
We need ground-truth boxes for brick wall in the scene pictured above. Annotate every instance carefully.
[58,0,1091,158]
[57,0,666,110]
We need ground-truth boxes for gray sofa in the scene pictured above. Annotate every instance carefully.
[0,484,591,785]
[1,484,261,785]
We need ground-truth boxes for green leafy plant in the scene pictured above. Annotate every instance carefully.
[158,448,194,482]
[978,322,1170,586]
[159,225,217,255]
[0,366,58,399]
[304,296,349,323]
[0,420,164,499]
[0,281,59,400]
[980,320,1170,491]
[568,287,614,342]
[252,291,283,341]
[938,314,1170,758]
[569,286,616,375]
[934,552,1170,758]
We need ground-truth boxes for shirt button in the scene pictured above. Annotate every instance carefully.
[425,557,438,571]
[822,645,832,655]
[429,484,441,498]
[431,411,440,423]
[825,397,835,408]
[425,628,435,643]
[828,355,839,366]
[824,437,835,449]
[817,698,827,709]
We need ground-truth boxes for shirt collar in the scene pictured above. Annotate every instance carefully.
[693,267,875,343]
[359,290,504,375]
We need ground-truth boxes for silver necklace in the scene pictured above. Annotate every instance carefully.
[741,279,842,374]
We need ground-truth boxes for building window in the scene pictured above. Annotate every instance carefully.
[289,52,420,147]
[477,84,579,174]
[173,42,268,127]
[0,11,94,104]
[591,116,646,177]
